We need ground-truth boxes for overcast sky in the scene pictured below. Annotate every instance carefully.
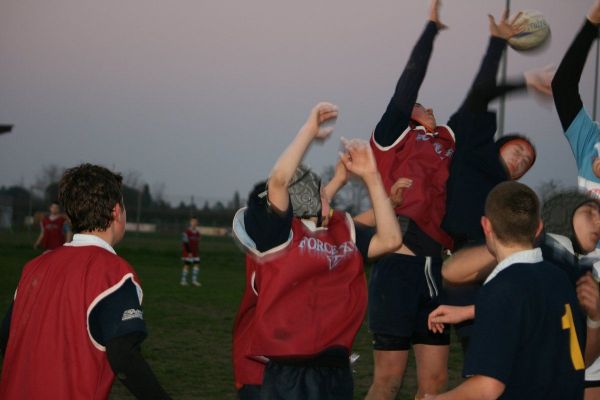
[0,0,597,206]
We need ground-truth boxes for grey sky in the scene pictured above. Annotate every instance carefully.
[0,0,596,205]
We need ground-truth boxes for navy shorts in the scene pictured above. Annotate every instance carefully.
[368,253,449,350]
[260,360,353,400]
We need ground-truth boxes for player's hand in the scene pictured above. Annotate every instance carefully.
[524,64,555,97]
[577,272,600,321]
[429,0,447,30]
[390,177,412,208]
[488,9,525,40]
[305,102,338,142]
[428,305,474,333]
[588,0,600,25]
[339,138,377,178]
[333,158,349,186]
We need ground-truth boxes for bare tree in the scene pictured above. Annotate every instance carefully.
[33,164,64,196]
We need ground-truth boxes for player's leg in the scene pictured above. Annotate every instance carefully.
[413,344,449,398]
[366,253,419,399]
[365,348,409,400]
[412,256,450,398]
[191,261,201,286]
[180,262,190,286]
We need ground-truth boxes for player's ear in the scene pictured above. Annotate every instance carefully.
[112,203,124,222]
[535,219,544,240]
[481,216,492,236]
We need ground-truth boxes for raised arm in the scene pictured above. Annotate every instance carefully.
[552,1,600,131]
[340,139,402,257]
[373,0,443,146]
[456,10,525,114]
[442,244,496,284]
[268,102,338,212]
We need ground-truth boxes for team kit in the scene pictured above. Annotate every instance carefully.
[2,1,600,399]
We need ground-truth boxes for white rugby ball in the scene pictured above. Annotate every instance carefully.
[508,10,551,51]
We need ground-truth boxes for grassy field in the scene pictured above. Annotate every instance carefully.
[0,230,464,399]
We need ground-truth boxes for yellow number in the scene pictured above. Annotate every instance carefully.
[562,304,585,371]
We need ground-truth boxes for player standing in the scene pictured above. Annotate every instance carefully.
[232,102,402,399]
[0,164,170,399]
[180,217,202,286]
[426,182,586,399]
[33,201,72,251]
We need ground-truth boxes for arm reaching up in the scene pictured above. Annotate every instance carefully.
[268,102,338,212]
[340,139,402,257]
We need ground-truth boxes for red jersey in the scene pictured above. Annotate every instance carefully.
[41,215,67,250]
[232,255,265,388]
[371,125,455,249]
[248,211,366,358]
[182,228,201,258]
[0,244,142,400]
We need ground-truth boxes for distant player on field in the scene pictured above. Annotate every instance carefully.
[0,164,170,399]
[33,201,72,251]
[180,217,202,286]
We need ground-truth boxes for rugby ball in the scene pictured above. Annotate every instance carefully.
[508,10,551,51]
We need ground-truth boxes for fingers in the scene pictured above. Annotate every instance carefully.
[391,177,413,191]
[427,306,447,333]
[508,10,523,26]
[577,273,600,319]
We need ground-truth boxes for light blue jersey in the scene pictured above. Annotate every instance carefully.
[565,107,600,198]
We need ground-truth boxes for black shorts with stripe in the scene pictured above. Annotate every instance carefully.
[368,253,449,350]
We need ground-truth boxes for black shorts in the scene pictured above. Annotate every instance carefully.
[260,360,353,400]
[238,384,262,400]
[585,380,600,388]
[368,253,449,350]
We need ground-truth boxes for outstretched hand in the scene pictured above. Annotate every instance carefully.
[524,64,555,97]
[428,305,474,334]
[429,0,447,30]
[589,0,600,25]
[339,138,377,179]
[305,102,338,142]
[488,9,525,40]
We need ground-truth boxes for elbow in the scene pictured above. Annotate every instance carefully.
[383,232,403,253]
[268,170,290,191]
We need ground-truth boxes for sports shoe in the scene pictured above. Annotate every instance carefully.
[192,281,201,287]
[180,280,189,286]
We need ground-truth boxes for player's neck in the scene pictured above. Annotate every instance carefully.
[79,228,118,247]
[493,243,534,264]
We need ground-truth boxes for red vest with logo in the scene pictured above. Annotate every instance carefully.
[248,211,366,358]
[182,228,201,257]
[0,246,140,400]
[232,256,265,388]
[370,125,455,249]
[41,215,67,250]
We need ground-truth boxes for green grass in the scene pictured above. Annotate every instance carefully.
[0,231,464,399]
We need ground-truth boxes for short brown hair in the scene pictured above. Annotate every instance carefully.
[485,181,540,246]
[59,164,123,233]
